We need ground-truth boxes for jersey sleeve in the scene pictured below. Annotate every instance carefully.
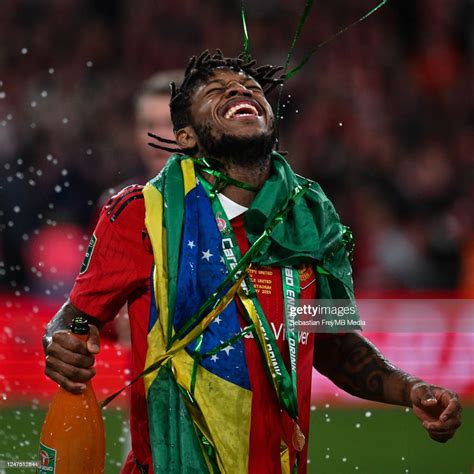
[70,185,152,323]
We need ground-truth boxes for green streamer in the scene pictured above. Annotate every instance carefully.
[189,325,255,394]
[241,1,250,62]
[199,325,254,360]
[193,157,259,194]
[190,334,204,396]
[284,0,389,80]
[276,0,316,125]
[274,0,389,144]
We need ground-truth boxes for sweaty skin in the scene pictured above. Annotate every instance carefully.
[43,67,462,444]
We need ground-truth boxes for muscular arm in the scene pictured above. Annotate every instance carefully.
[43,186,147,394]
[313,332,462,442]
[43,300,104,394]
[313,332,415,406]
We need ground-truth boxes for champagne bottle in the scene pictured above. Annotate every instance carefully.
[38,317,105,474]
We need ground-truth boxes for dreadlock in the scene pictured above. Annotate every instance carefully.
[148,49,284,153]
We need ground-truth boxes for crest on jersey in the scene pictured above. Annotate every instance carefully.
[215,213,227,233]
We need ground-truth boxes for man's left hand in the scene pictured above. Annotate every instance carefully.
[410,383,462,443]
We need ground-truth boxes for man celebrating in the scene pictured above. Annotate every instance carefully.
[43,50,462,473]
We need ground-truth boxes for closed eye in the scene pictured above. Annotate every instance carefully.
[205,87,224,96]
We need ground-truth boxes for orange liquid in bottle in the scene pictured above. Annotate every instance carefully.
[38,318,105,474]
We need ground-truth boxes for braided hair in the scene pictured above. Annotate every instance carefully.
[148,49,284,153]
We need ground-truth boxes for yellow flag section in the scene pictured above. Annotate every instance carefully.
[142,158,252,473]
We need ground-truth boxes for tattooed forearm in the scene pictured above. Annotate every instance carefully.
[43,300,103,353]
[314,333,420,406]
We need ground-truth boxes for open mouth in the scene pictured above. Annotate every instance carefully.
[222,100,262,120]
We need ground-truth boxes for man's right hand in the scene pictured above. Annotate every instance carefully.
[44,324,101,394]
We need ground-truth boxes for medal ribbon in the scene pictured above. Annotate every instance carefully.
[282,266,300,417]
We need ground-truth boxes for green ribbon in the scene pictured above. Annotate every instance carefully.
[281,266,300,415]
[193,157,259,195]
[240,0,250,62]
[190,334,204,396]
[284,0,390,80]
[189,325,255,397]
[273,0,389,145]
[276,0,315,126]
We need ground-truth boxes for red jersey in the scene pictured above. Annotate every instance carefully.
[70,186,317,473]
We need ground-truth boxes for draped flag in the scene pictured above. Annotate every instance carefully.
[142,153,356,473]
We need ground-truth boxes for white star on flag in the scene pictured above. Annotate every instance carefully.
[187,240,195,249]
[201,249,213,261]
[219,340,235,356]
[210,354,219,362]
[214,315,222,325]
[219,256,225,264]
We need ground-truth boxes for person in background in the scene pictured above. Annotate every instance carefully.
[99,70,182,205]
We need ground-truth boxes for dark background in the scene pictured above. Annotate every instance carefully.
[0,3,473,473]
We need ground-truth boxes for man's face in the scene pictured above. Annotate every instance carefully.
[135,94,174,177]
[189,68,275,149]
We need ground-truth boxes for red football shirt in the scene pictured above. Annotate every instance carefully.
[70,186,317,473]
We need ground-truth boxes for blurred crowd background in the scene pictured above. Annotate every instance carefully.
[1,0,473,296]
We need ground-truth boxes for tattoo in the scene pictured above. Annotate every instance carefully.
[338,336,394,401]
[43,300,102,353]
[314,333,417,406]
